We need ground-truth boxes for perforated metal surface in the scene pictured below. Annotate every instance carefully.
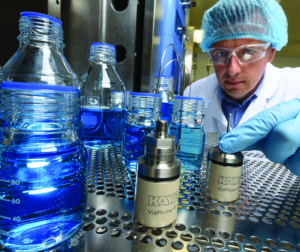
[2,134,299,252]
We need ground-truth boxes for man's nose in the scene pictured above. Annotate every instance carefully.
[226,55,242,76]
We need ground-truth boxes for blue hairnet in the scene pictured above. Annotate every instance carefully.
[200,0,288,52]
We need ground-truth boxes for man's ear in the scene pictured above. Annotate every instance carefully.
[268,48,276,62]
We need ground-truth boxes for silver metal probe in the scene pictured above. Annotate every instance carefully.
[227,113,232,133]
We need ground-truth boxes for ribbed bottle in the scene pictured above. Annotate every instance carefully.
[169,96,205,172]
[80,42,126,150]
[0,12,87,251]
[0,12,76,86]
[124,92,162,171]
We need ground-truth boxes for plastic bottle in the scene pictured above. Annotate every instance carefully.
[0,12,87,251]
[80,42,126,150]
[169,96,205,173]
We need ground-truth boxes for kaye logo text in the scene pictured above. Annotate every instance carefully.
[218,176,241,185]
[148,192,178,207]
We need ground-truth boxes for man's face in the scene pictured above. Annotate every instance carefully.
[210,39,276,103]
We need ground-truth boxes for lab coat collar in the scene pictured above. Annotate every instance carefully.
[257,63,277,100]
[238,63,277,125]
[206,83,228,133]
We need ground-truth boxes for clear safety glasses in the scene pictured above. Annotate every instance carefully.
[207,43,271,65]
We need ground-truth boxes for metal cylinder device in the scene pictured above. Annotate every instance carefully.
[134,120,181,228]
[206,114,244,202]
[207,146,243,202]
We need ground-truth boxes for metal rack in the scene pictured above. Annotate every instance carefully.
[2,133,299,252]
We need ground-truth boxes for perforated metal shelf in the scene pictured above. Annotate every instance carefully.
[2,133,299,252]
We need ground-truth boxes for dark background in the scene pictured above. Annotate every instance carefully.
[0,0,48,67]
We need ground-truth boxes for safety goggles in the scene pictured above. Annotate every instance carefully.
[207,43,271,65]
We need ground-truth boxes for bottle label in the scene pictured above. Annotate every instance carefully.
[134,177,180,228]
[207,162,242,202]
[81,96,99,106]
[180,127,204,155]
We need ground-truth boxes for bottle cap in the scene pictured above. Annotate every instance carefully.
[91,42,115,49]
[208,146,243,165]
[21,12,62,25]
[174,95,204,101]
[130,92,161,97]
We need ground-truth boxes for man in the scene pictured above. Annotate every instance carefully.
[184,0,300,134]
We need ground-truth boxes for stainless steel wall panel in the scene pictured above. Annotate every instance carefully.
[48,0,61,20]
[61,0,100,78]
[98,0,138,92]
[59,0,189,92]
[140,0,188,93]
[61,0,138,91]
[140,0,156,92]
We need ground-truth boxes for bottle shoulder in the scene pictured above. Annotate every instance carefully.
[1,44,77,86]
[80,63,125,91]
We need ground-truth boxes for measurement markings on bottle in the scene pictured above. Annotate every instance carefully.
[0,198,11,202]
[0,215,21,222]
[0,179,10,183]
[0,197,21,204]
[0,179,20,185]
[0,179,21,203]
[0,215,11,220]
[0,178,22,221]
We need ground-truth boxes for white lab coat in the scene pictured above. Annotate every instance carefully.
[183,63,300,134]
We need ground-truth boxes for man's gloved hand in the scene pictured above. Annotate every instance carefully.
[219,98,300,176]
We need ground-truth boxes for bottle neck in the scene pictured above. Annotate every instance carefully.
[173,99,204,125]
[154,76,174,91]
[127,94,161,126]
[18,14,64,49]
[89,44,116,65]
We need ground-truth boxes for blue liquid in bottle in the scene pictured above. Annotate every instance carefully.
[80,108,126,149]
[80,43,126,151]
[161,102,173,123]
[124,125,154,171]
[0,12,87,251]
[170,96,205,173]
[123,92,161,172]
[0,84,87,251]
[170,123,205,172]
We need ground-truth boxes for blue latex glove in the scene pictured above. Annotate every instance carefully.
[219,98,300,176]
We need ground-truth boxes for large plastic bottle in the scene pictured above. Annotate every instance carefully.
[0,12,87,251]
[80,42,126,149]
